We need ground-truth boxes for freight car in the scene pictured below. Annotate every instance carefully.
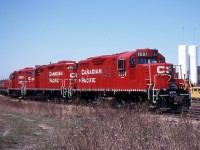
[191,87,200,100]
[4,48,191,112]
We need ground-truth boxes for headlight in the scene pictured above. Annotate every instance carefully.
[169,83,178,90]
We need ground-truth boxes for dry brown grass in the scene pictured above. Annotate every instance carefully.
[0,96,200,150]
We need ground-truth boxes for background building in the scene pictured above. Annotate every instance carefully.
[198,66,200,84]
[178,44,198,85]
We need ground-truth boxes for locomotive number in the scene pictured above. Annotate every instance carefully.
[18,76,24,79]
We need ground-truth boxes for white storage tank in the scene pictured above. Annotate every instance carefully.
[189,45,198,85]
[178,45,189,79]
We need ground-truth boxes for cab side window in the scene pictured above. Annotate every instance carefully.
[129,57,135,68]
[31,71,34,78]
[138,58,147,64]
[35,70,40,76]
[118,59,126,70]
[159,57,165,63]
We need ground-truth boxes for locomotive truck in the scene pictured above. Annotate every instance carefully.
[2,48,191,112]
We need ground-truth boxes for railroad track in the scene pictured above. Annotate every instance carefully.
[176,99,200,120]
[188,99,200,116]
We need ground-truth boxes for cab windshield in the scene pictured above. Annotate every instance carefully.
[138,58,157,64]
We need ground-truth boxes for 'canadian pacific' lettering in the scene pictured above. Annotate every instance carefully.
[49,71,63,77]
[49,78,59,83]
[80,78,96,83]
[81,69,102,75]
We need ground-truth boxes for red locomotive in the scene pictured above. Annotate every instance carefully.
[9,67,35,97]
[2,48,190,112]
[34,60,77,100]
[76,48,190,111]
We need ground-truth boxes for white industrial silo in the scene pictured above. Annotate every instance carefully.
[178,45,189,79]
[189,45,198,85]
